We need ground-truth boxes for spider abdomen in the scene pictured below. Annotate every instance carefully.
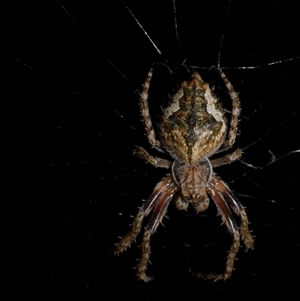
[160,72,227,163]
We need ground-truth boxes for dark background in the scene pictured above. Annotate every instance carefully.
[2,0,299,300]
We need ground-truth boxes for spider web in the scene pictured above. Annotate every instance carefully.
[5,0,299,299]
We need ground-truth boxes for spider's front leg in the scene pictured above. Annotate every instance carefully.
[115,175,179,282]
[191,183,241,281]
[114,176,173,254]
[211,175,254,250]
[136,178,178,281]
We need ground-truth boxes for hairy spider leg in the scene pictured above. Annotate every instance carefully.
[115,175,179,281]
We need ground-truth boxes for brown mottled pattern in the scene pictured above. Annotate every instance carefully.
[160,72,226,163]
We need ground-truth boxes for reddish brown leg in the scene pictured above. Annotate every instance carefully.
[136,179,178,281]
[191,184,240,281]
[211,175,254,250]
[115,175,173,254]
[115,175,179,282]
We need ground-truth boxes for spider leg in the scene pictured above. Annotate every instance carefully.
[114,175,173,254]
[139,68,165,153]
[211,175,254,250]
[191,184,240,281]
[218,70,241,152]
[136,145,172,168]
[136,177,178,282]
[210,148,242,167]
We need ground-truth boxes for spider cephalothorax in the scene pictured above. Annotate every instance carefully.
[115,68,254,282]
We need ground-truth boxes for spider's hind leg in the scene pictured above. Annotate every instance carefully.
[218,70,241,152]
[139,68,165,153]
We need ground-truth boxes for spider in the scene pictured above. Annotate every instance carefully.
[115,68,254,282]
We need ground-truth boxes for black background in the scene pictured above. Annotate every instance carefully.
[3,1,300,300]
